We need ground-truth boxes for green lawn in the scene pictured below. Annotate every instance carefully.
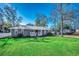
[0,36,79,56]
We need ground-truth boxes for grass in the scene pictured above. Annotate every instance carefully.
[0,36,79,56]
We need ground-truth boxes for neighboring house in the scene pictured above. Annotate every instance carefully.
[10,25,50,37]
[0,20,3,32]
[63,29,75,34]
[74,29,79,35]
[76,29,79,32]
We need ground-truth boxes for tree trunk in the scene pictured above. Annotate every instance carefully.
[60,3,63,37]
[61,16,63,37]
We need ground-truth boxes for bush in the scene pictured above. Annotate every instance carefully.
[17,33,23,37]
[47,32,55,36]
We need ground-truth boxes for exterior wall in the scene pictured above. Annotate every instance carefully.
[30,32,36,36]
[11,29,18,37]
[38,30,42,36]
[75,29,79,34]
[23,29,29,36]
[11,29,49,37]
[41,30,48,36]
[44,30,47,35]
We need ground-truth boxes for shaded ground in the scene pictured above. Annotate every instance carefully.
[0,36,79,56]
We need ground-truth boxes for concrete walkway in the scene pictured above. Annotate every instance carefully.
[0,33,11,38]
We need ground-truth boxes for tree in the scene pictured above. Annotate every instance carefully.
[35,14,48,27]
[0,8,5,32]
[27,23,34,26]
[57,3,72,36]
[35,17,40,26]
[4,5,22,27]
[3,21,12,28]
[64,9,79,30]
[57,3,79,36]
[35,14,48,36]
[50,8,58,35]
[63,24,72,29]
[16,16,23,26]
[56,9,79,35]
[58,3,64,37]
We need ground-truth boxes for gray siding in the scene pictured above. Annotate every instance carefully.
[11,29,49,37]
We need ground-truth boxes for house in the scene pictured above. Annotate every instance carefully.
[74,29,79,35]
[10,25,50,37]
[63,29,75,34]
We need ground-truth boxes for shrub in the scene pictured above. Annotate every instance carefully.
[47,32,55,36]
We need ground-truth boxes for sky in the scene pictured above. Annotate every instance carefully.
[11,3,56,25]
[0,3,79,28]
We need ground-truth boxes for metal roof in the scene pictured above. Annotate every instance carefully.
[10,25,50,30]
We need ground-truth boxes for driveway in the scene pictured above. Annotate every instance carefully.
[64,35,79,38]
[0,33,11,38]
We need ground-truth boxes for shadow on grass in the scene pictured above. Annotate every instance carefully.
[0,37,15,47]
[0,41,9,47]
[27,37,51,43]
[12,36,51,43]
[0,36,56,46]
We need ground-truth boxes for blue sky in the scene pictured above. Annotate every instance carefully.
[11,3,56,25]
[0,3,56,27]
[0,3,79,28]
